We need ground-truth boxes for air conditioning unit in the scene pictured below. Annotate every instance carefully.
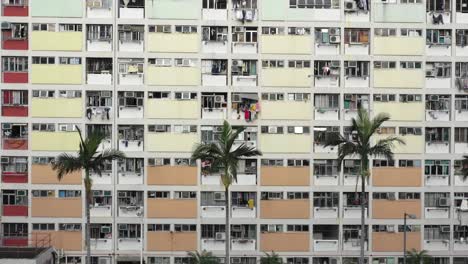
[268,225,277,232]
[426,70,436,77]
[344,94,353,100]
[155,125,166,132]
[119,224,128,230]
[438,197,450,207]
[101,91,112,97]
[215,232,226,240]
[232,258,242,264]
[430,95,439,101]
[344,0,357,11]
[181,92,191,100]
[232,225,242,232]
[215,95,224,103]
[124,92,135,97]
[235,27,244,32]
[1,157,10,164]
[330,35,341,44]
[1,22,11,30]
[387,192,396,200]
[232,94,241,102]
[101,226,111,233]
[268,126,277,134]
[2,123,11,130]
[232,60,243,66]
[330,61,340,68]
[214,192,226,201]
[214,126,223,132]
[348,61,358,67]
[440,226,450,233]
[329,28,339,35]
[118,192,127,198]
[16,190,26,196]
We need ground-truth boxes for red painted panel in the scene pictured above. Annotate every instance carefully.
[2,106,28,117]
[3,139,28,150]
[3,39,28,50]
[2,172,28,183]
[3,205,28,217]
[3,72,28,83]
[2,237,28,247]
[3,6,29,17]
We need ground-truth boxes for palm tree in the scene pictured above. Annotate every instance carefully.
[406,249,431,264]
[260,251,283,264]
[188,250,220,264]
[191,121,262,264]
[52,127,125,264]
[325,108,404,264]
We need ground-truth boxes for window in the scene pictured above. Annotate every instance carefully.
[201,225,225,238]
[425,127,450,142]
[314,127,340,145]
[148,58,172,67]
[87,25,112,41]
[456,29,468,46]
[2,90,28,106]
[174,58,197,67]
[147,224,170,231]
[58,190,81,198]
[401,0,422,3]
[32,123,55,132]
[344,28,369,44]
[287,258,309,264]
[261,192,283,200]
[287,192,309,199]
[148,191,170,198]
[455,127,468,143]
[32,23,55,32]
[288,60,311,68]
[373,94,396,102]
[314,160,338,177]
[262,60,284,68]
[287,126,310,134]
[426,29,452,45]
[398,192,421,200]
[261,159,284,166]
[400,61,422,69]
[313,192,339,207]
[287,159,310,167]
[261,93,284,101]
[315,28,341,44]
[32,224,55,231]
[173,125,197,133]
[32,190,55,197]
[314,94,339,109]
[286,225,309,232]
[427,0,451,11]
[374,61,396,69]
[289,0,340,8]
[2,57,28,72]
[32,157,54,164]
[2,190,27,205]
[175,25,197,33]
[400,29,422,37]
[32,57,55,65]
[147,92,170,99]
[399,160,421,167]
[202,0,227,9]
[398,225,420,232]
[399,127,422,135]
[374,28,397,37]
[59,57,81,65]
[260,224,283,232]
[118,91,144,107]
[314,61,340,76]
[456,95,468,111]
[202,26,228,41]
[425,160,450,176]
[260,126,284,134]
[344,61,369,78]
[261,27,284,35]
[232,26,257,43]
[426,62,451,78]
[175,92,197,100]
[118,25,144,42]
[148,257,170,264]
[373,192,396,200]
[147,158,170,166]
[149,25,171,33]
[174,224,197,232]
[373,159,395,167]
[58,224,81,231]
[59,24,82,32]
[288,27,310,35]
[424,225,450,240]
[174,191,197,199]
[344,160,361,175]
[118,224,141,239]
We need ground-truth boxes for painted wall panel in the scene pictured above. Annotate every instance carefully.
[147,66,200,86]
[31,132,80,151]
[146,133,198,152]
[31,65,83,85]
[148,33,199,53]
[146,0,200,19]
[261,35,312,54]
[31,32,83,51]
[373,102,424,121]
[146,99,199,119]
[261,101,312,120]
[373,3,425,23]
[373,37,424,56]
[32,98,83,118]
[260,134,311,153]
[261,0,339,21]
[31,0,83,17]
[262,68,311,87]
[373,69,424,88]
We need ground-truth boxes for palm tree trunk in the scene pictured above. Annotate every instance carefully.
[225,185,230,264]
[359,157,368,264]
[84,171,91,264]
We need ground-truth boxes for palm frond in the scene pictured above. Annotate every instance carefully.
[52,153,82,180]
[369,136,405,160]
[230,143,262,158]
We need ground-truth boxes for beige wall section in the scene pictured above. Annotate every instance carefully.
[147,66,201,86]
[146,133,198,152]
[261,35,313,54]
[31,131,81,151]
[31,98,83,118]
[373,102,424,121]
[261,101,312,120]
[147,166,197,185]
[374,134,424,154]
[147,231,197,251]
[262,68,311,87]
[31,197,82,218]
[31,164,82,185]
[32,231,82,251]
[146,99,199,119]
[260,232,310,252]
[372,232,421,252]
[373,167,422,187]
[147,33,199,53]
[260,134,311,153]
[260,166,310,186]
[373,37,425,56]
[373,69,424,88]
[260,200,310,219]
[147,199,197,218]
[372,200,421,219]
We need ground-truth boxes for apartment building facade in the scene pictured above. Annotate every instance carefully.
[1,0,468,264]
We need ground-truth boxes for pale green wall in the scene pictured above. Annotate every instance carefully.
[374,4,425,23]
[261,0,287,20]
[147,0,200,19]
[31,0,83,17]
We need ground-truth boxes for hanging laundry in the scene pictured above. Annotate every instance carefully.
[245,10,254,21]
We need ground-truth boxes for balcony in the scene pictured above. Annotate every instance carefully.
[425,207,450,219]
[118,59,144,85]
[231,62,257,87]
[201,237,225,251]
[260,200,310,219]
[146,98,198,119]
[261,35,312,54]
[147,65,200,86]
[31,31,82,51]
[372,167,422,187]
[3,203,28,217]
[31,197,82,218]
[202,7,227,21]
[2,158,28,183]
[2,124,28,150]
[372,200,421,219]
[32,230,82,251]
[32,97,82,118]
[2,24,28,50]
[202,172,256,186]
[118,26,144,52]
[117,238,142,251]
[262,68,311,87]
[202,27,228,54]
[260,232,309,252]
[148,31,198,53]
[87,0,112,18]
[373,102,424,121]
[31,131,80,152]
[260,166,309,186]
[314,108,339,121]
[31,64,82,85]
[372,231,421,252]
[231,238,256,251]
[2,0,28,16]
[31,164,81,185]
[146,133,198,152]
[2,90,28,117]
[147,199,197,218]
[147,165,197,185]
[147,231,197,251]
[118,160,143,185]
[261,101,312,120]
[373,68,424,89]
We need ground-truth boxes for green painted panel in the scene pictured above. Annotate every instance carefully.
[31,0,83,17]
[147,0,200,19]
[261,0,286,20]
[374,4,425,23]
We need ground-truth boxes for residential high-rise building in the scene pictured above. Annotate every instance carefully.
[1,0,468,264]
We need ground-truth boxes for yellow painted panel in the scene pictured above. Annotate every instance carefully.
[146,133,198,152]
[260,134,311,153]
[261,101,312,120]
[262,68,311,87]
[147,66,200,86]
[148,33,199,53]
[146,99,199,119]
[261,35,312,54]
[373,69,424,88]
[373,37,424,56]
[32,65,83,85]
[373,102,424,121]
[32,98,83,118]
[31,32,83,51]
[374,134,423,154]
[31,132,80,152]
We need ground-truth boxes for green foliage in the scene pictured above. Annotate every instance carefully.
[187,250,220,264]
[260,252,283,264]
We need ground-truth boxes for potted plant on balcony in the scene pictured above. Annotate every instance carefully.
[406,249,431,264]
[260,251,283,264]
[52,126,125,264]
[191,120,262,264]
[325,107,404,264]
[188,250,219,264]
